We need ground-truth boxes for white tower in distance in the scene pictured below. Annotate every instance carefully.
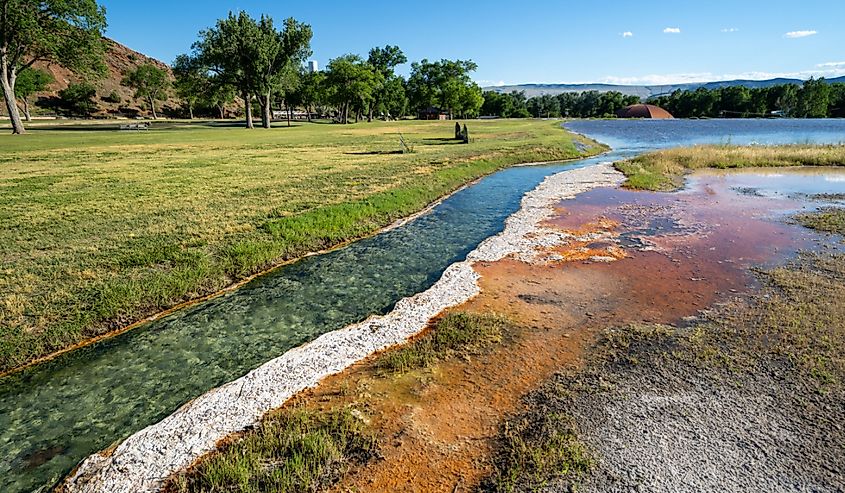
[308,60,319,73]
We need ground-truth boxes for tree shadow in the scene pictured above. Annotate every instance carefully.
[344,150,405,155]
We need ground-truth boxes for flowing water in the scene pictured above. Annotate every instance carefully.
[3,119,845,492]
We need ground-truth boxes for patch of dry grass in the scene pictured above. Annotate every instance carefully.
[615,144,845,190]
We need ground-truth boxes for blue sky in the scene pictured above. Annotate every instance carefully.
[100,0,845,86]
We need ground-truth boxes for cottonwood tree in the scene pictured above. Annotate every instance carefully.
[407,59,483,119]
[123,63,170,119]
[193,12,261,128]
[292,70,326,121]
[367,45,406,121]
[0,0,106,134]
[272,17,312,127]
[172,54,206,119]
[14,67,52,121]
[192,12,311,129]
[324,54,381,124]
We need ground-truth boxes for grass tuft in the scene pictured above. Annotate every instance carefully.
[794,207,845,236]
[377,312,509,374]
[485,412,593,492]
[164,407,376,493]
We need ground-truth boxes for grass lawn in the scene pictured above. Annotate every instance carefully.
[0,119,603,373]
[615,144,845,190]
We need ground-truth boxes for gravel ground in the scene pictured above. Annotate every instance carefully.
[567,353,845,493]
[503,324,845,493]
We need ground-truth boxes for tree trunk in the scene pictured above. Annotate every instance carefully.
[287,105,292,127]
[259,91,272,129]
[367,103,373,122]
[1,62,25,134]
[306,104,312,122]
[20,98,31,121]
[217,104,225,120]
[148,96,158,119]
[188,104,194,120]
[243,90,254,129]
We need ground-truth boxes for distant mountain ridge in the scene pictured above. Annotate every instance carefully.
[485,76,845,99]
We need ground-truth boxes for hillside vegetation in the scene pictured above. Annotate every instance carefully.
[0,119,603,373]
[3,38,182,119]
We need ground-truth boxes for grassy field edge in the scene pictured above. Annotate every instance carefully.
[1,122,605,375]
[615,144,845,190]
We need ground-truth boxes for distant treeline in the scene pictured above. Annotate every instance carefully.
[482,78,845,120]
[648,78,845,118]
[482,90,641,118]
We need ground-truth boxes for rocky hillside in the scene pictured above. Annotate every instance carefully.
[31,38,182,118]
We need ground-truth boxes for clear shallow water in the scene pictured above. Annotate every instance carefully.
[692,167,845,203]
[3,119,845,492]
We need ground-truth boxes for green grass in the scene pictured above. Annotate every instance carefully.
[164,407,377,493]
[0,119,604,372]
[377,311,510,374]
[794,207,845,236]
[615,144,845,191]
[485,412,593,492]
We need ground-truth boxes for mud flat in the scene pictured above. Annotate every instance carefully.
[62,164,623,493]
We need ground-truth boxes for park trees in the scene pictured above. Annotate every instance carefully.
[293,70,326,121]
[0,0,106,134]
[324,55,381,124]
[14,67,52,120]
[407,59,483,118]
[123,63,170,119]
[57,81,96,116]
[367,45,407,121]
[172,54,207,119]
[192,12,311,129]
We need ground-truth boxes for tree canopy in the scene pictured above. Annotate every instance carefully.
[324,54,382,124]
[14,67,53,120]
[407,59,483,118]
[0,0,107,133]
[191,11,311,129]
[123,63,170,119]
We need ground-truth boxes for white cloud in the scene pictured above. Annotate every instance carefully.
[817,61,845,68]
[476,80,506,87]
[620,31,633,38]
[663,27,681,34]
[721,27,739,33]
[785,30,817,38]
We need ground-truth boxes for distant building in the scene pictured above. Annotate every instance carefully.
[418,106,449,120]
[307,60,319,73]
[616,104,674,119]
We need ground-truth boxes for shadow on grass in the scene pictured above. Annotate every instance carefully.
[344,150,405,156]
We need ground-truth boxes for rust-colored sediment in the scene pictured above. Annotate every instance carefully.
[284,177,824,493]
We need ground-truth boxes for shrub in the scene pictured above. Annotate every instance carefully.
[58,82,98,116]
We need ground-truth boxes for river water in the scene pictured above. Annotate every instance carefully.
[2,119,845,492]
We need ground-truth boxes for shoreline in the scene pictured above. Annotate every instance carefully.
[62,163,624,493]
[0,147,607,380]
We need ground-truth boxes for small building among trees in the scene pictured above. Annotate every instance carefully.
[418,106,449,120]
[616,103,674,119]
